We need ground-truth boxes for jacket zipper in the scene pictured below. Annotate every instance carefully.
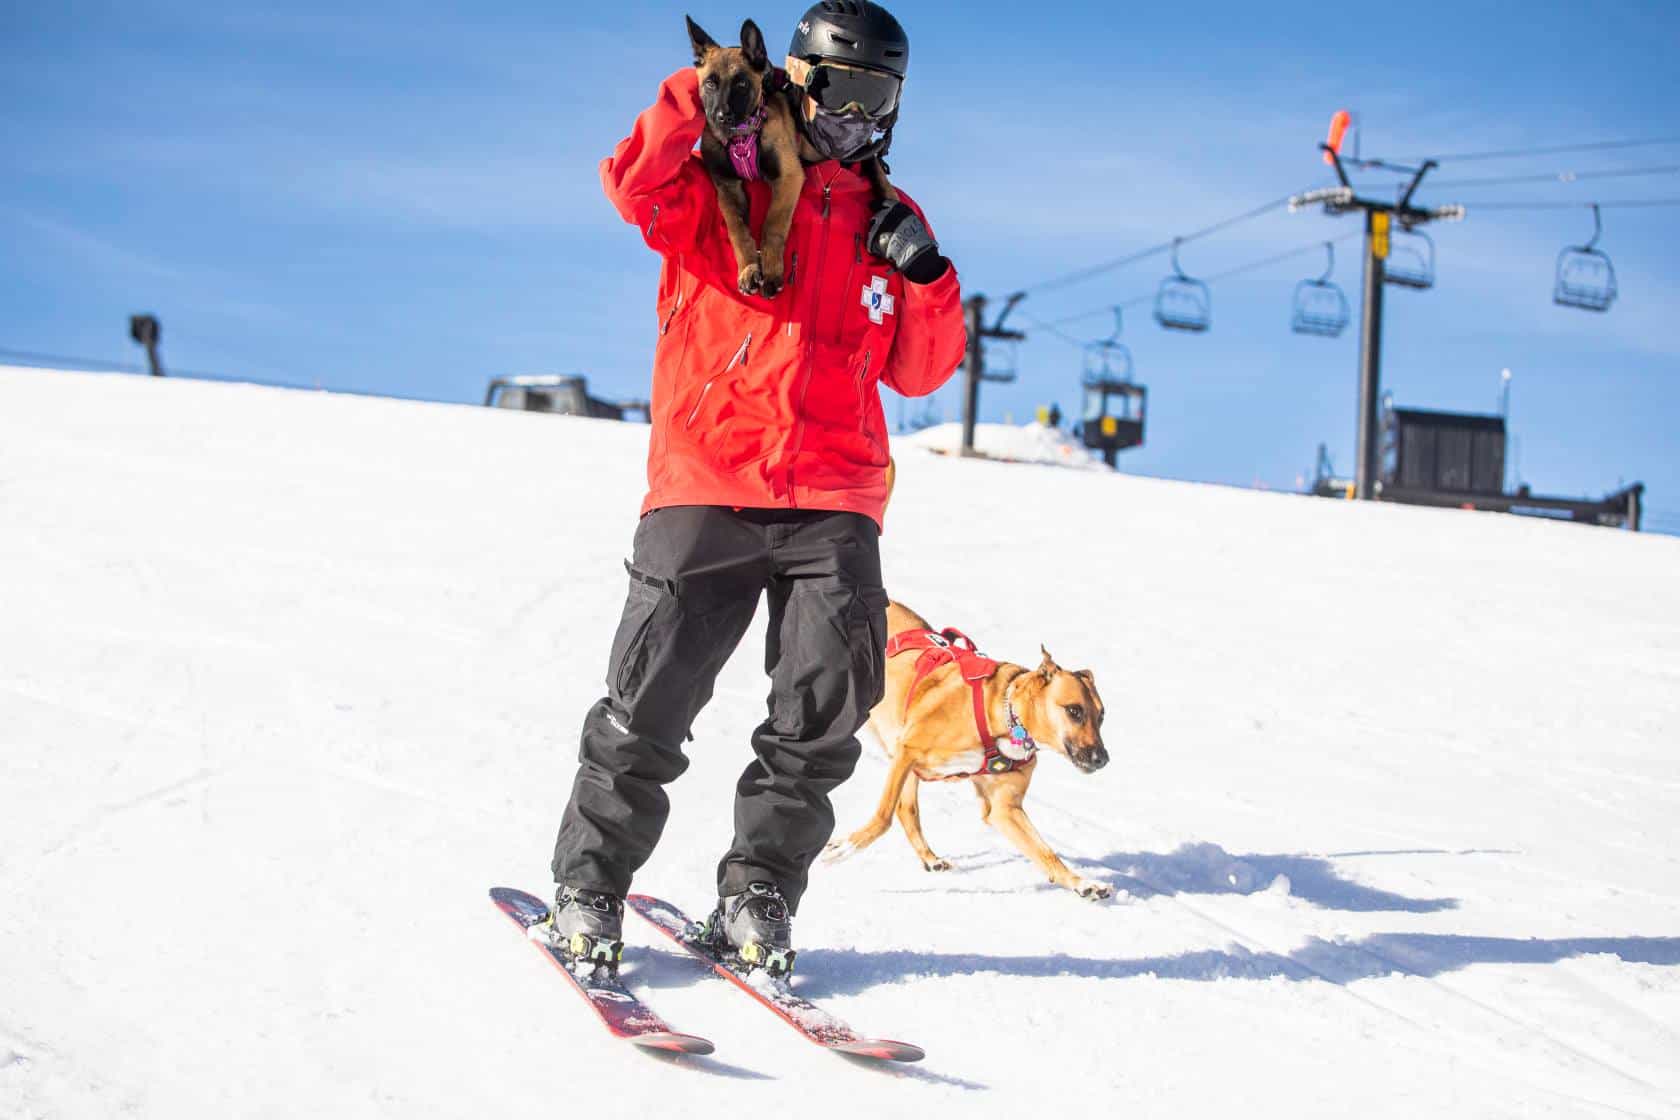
[686,333,751,428]
[661,286,683,335]
[786,180,835,505]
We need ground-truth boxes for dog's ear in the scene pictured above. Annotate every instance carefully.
[739,19,769,71]
[686,15,719,66]
[1074,668,1095,687]
[1038,645,1058,682]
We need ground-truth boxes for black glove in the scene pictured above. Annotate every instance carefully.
[866,200,946,282]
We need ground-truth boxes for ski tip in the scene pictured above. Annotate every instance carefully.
[489,886,542,906]
[631,1032,716,1056]
[832,1039,925,1063]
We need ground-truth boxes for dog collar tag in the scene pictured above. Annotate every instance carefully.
[861,276,896,324]
[996,734,1033,762]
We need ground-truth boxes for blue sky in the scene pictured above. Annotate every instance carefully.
[5,1,1678,530]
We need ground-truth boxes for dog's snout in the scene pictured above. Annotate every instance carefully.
[1070,744,1109,773]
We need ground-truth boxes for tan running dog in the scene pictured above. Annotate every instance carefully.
[823,600,1113,899]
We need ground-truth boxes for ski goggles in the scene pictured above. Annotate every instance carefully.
[799,62,901,119]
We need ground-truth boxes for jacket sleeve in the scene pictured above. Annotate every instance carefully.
[600,69,713,256]
[879,191,967,398]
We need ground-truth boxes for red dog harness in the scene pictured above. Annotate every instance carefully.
[883,627,1038,777]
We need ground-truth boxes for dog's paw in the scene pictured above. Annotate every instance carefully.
[760,274,784,299]
[922,858,953,872]
[821,838,858,865]
[737,262,764,295]
[1075,878,1114,901]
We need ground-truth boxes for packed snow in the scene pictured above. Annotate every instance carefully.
[2,365,1678,1119]
[900,419,1108,469]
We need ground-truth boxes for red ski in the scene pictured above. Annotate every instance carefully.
[626,894,924,1062]
[489,887,713,1055]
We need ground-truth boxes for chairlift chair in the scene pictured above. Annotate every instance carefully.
[1082,307,1134,385]
[1154,239,1212,332]
[1291,242,1351,338]
[1078,309,1147,465]
[1384,226,1435,290]
[1554,204,1618,313]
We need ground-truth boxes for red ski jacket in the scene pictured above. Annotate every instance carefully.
[601,70,967,531]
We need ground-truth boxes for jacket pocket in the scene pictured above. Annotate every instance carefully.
[684,332,752,429]
[660,279,685,335]
[854,349,873,409]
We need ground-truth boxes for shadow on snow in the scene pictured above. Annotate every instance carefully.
[794,934,1680,998]
[1092,842,1460,913]
[789,933,1680,1000]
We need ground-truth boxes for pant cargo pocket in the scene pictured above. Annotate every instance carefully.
[847,585,891,711]
[609,561,679,706]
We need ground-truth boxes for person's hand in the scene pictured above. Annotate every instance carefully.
[866,200,940,277]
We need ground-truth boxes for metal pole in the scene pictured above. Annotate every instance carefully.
[1499,368,1513,492]
[1356,211,1386,500]
[961,295,985,458]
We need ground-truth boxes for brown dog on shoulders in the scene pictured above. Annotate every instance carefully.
[824,599,1114,900]
[686,16,896,298]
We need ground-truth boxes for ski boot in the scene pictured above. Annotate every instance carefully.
[544,886,624,972]
[703,882,796,977]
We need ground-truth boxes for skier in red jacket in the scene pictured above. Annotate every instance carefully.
[547,1,964,974]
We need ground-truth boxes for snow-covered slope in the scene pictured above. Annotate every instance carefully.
[901,419,1108,469]
[3,365,1678,1119]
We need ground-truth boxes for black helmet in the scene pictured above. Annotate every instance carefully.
[789,1,909,78]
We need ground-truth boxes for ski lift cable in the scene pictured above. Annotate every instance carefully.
[1467,198,1680,211]
[0,344,252,383]
[1014,313,1091,348]
[1006,140,1677,300]
[1401,136,1680,164]
[0,346,145,373]
[1418,163,1680,190]
[1017,190,1309,297]
[1021,232,1363,344]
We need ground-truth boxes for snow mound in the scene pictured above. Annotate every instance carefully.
[3,365,1679,1118]
[900,420,1108,470]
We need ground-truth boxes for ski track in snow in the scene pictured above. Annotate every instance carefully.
[3,366,1679,1119]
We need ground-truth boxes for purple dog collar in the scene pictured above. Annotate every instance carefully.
[726,105,768,182]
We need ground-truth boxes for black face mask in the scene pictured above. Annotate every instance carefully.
[804,105,881,162]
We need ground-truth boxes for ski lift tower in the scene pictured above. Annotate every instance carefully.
[1290,119,1464,500]
[959,292,1027,457]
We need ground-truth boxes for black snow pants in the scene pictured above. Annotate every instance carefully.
[551,505,889,911]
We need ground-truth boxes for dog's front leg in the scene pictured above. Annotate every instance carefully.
[981,779,1112,900]
[895,773,951,872]
[713,177,762,294]
[822,748,915,864]
[757,166,802,298]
